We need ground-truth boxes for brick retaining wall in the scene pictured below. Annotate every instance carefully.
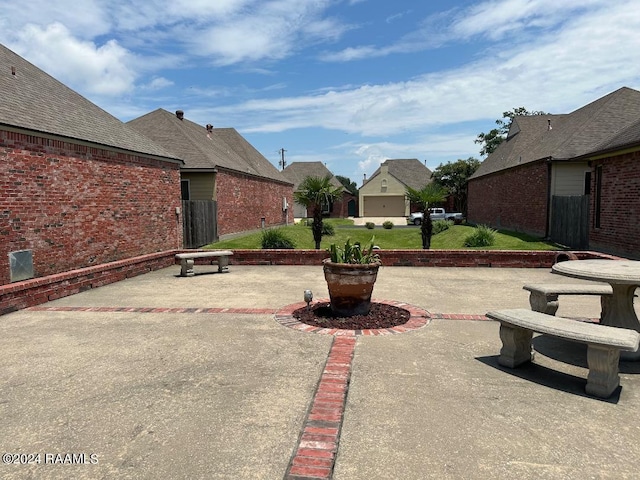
[225,249,618,268]
[1,249,620,315]
[0,251,176,315]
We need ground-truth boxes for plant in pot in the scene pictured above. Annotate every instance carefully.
[323,238,381,317]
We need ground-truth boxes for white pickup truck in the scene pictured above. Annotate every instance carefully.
[407,208,464,225]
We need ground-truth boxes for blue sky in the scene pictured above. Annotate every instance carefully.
[2,0,640,185]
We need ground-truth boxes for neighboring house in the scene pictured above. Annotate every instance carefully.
[0,44,184,285]
[281,162,358,218]
[128,109,293,239]
[467,86,640,255]
[575,117,640,258]
[359,159,433,217]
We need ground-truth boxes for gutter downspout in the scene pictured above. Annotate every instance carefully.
[545,157,553,239]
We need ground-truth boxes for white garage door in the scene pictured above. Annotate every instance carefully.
[363,196,405,217]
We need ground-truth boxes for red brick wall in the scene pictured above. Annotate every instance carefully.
[589,151,640,259]
[1,129,183,285]
[215,169,293,235]
[0,251,177,315]
[467,161,548,236]
[330,192,358,218]
[222,249,615,267]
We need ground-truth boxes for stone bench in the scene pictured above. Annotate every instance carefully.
[486,308,640,398]
[175,251,233,277]
[523,283,613,319]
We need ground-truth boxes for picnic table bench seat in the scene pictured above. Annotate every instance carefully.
[486,308,640,398]
[175,250,233,277]
[523,283,613,318]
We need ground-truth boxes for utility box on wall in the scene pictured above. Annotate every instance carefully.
[9,250,34,283]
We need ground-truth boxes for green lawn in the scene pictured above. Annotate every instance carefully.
[206,219,561,251]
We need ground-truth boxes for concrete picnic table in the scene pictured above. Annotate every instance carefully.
[553,259,640,360]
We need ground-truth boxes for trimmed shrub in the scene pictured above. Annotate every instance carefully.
[432,219,453,235]
[365,222,375,229]
[382,220,394,229]
[321,222,335,236]
[261,229,296,249]
[464,224,497,247]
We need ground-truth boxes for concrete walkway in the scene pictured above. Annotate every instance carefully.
[1,265,639,479]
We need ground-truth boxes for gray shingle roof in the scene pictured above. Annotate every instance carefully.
[472,87,640,179]
[590,117,640,154]
[365,159,432,190]
[281,162,345,191]
[127,109,291,184]
[0,43,180,161]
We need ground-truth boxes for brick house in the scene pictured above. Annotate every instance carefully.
[128,109,293,239]
[0,44,184,286]
[281,161,357,218]
[577,118,640,258]
[359,159,433,217]
[467,87,640,255]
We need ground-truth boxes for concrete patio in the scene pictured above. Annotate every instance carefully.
[1,265,639,479]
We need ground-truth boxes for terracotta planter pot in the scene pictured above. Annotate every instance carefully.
[323,260,380,317]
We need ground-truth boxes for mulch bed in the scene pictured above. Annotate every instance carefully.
[293,301,410,330]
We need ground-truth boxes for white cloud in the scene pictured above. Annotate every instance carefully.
[12,23,137,96]
[356,145,386,176]
[0,0,109,40]
[188,0,350,65]
[142,77,174,90]
[210,0,640,137]
[450,0,604,40]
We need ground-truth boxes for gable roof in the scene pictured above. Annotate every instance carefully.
[472,87,640,179]
[0,43,180,162]
[365,159,432,190]
[127,109,291,184]
[281,161,345,191]
[588,116,640,155]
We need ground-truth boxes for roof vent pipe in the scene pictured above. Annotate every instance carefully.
[547,119,552,130]
[176,110,184,120]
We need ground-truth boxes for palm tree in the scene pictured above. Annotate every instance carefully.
[405,183,448,249]
[294,175,343,249]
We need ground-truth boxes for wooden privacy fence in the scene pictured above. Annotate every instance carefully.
[549,195,589,249]
[182,200,218,248]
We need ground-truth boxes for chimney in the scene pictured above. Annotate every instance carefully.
[176,110,184,120]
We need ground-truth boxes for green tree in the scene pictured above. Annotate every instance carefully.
[294,175,343,249]
[475,107,548,156]
[432,157,481,215]
[405,183,448,249]
[335,175,358,195]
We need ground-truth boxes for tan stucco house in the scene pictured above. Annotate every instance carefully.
[359,159,433,217]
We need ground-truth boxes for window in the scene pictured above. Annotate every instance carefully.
[181,179,190,200]
[594,165,602,228]
[584,171,591,195]
[381,179,387,193]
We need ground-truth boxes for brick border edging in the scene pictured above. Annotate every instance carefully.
[275,299,430,336]
[284,336,356,480]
